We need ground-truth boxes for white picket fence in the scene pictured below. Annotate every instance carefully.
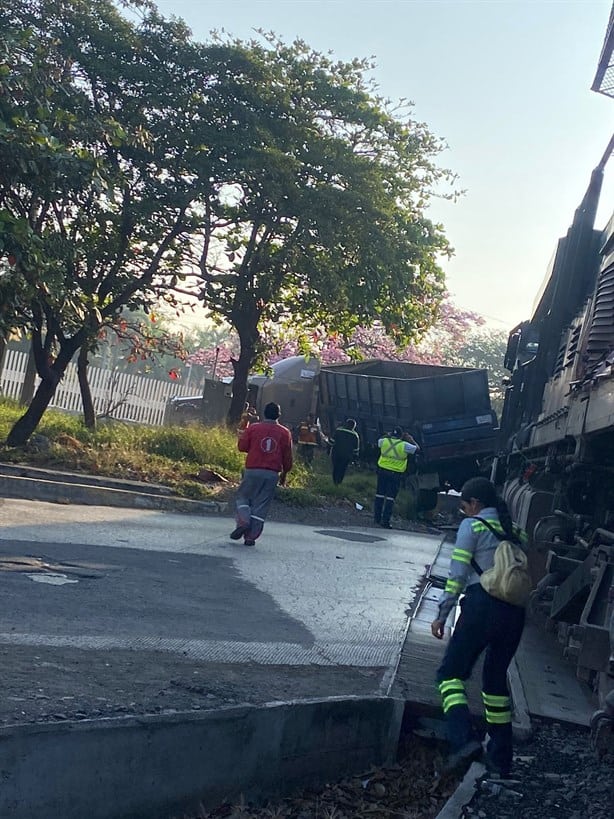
[0,348,195,427]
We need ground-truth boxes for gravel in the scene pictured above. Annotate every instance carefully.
[465,719,613,819]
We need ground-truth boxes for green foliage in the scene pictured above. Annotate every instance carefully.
[191,34,456,419]
[141,425,245,473]
[0,397,430,519]
[0,398,235,493]
[0,0,220,443]
[445,327,508,415]
[1,1,457,439]
[0,397,21,440]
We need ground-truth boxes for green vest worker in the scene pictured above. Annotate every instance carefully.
[374,427,419,528]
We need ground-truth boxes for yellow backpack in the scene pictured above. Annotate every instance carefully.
[471,517,532,607]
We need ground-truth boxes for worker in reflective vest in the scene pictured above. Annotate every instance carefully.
[296,413,321,464]
[431,477,527,778]
[374,427,419,529]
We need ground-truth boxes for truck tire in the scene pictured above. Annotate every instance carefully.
[418,488,438,512]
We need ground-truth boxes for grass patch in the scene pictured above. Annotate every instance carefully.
[0,399,421,518]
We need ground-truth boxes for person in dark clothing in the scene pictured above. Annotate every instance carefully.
[431,477,528,777]
[374,427,419,528]
[330,419,360,484]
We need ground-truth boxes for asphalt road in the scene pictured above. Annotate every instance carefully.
[0,499,442,724]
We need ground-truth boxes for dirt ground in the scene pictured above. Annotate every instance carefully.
[1,643,385,727]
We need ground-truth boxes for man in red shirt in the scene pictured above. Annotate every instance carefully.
[230,401,293,546]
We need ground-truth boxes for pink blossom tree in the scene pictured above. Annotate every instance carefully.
[187,297,484,372]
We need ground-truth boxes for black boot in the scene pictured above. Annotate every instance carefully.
[373,495,384,524]
[381,498,394,528]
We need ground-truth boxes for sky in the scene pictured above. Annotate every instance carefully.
[154,0,613,331]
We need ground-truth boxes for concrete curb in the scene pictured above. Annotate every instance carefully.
[434,761,485,819]
[0,696,404,819]
[0,463,175,495]
[508,656,533,741]
[0,473,227,515]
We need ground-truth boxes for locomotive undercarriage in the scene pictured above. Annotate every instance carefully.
[502,425,614,751]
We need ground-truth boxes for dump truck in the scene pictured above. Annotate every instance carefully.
[165,355,498,505]
[318,359,498,505]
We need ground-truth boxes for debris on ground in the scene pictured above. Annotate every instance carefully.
[182,735,458,819]
[182,720,614,819]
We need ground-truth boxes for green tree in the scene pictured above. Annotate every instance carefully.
[186,37,455,422]
[0,0,213,444]
[448,327,508,415]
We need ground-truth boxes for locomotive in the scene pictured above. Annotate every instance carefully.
[497,135,614,745]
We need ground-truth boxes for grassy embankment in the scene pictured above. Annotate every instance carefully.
[0,398,423,516]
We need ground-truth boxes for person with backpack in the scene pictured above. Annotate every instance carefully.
[430,477,531,778]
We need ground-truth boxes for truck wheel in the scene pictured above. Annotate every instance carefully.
[418,488,438,512]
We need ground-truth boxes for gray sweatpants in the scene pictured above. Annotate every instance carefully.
[235,468,279,541]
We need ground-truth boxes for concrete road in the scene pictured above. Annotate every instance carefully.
[0,499,442,722]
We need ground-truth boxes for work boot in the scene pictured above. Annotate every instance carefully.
[373,495,384,525]
[483,751,510,779]
[381,499,394,528]
[230,523,249,540]
[442,740,483,777]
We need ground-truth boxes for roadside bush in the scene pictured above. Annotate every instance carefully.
[0,402,426,516]
[141,425,244,474]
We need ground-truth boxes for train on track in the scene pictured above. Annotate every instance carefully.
[496,136,614,743]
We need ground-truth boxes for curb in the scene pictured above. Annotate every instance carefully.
[509,656,533,741]
[0,473,227,515]
[0,463,175,495]
[434,761,486,819]
[0,696,404,819]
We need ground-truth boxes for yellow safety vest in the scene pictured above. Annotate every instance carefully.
[378,437,408,473]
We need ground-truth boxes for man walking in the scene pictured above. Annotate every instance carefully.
[231,402,293,546]
[330,418,360,485]
[374,427,419,528]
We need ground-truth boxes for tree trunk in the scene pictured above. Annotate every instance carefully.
[19,344,37,406]
[78,345,96,430]
[228,345,252,425]
[6,374,62,446]
[228,315,262,426]
[7,332,80,446]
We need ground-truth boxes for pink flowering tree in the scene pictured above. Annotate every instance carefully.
[188,342,237,380]
[188,297,485,373]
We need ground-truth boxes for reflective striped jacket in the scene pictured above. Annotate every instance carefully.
[437,508,527,622]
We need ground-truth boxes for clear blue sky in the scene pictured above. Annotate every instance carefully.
[155,0,613,330]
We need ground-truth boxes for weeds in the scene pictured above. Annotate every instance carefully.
[0,399,390,511]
